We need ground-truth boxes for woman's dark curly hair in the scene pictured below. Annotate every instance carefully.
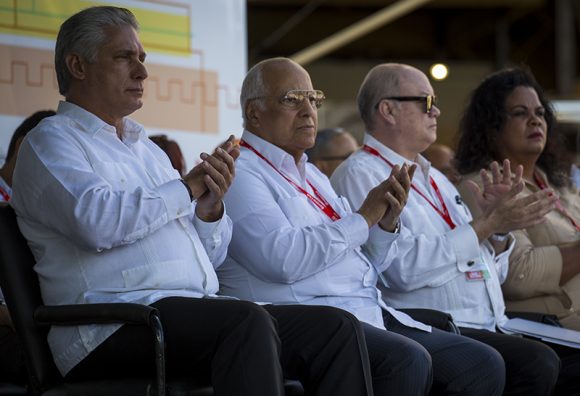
[455,67,567,187]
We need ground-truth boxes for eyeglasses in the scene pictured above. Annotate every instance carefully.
[250,90,326,109]
[375,95,438,113]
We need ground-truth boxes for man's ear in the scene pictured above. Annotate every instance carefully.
[65,53,87,81]
[376,100,396,125]
[245,101,260,127]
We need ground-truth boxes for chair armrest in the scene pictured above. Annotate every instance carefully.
[35,303,167,396]
[399,308,460,334]
[506,311,562,328]
[34,303,158,326]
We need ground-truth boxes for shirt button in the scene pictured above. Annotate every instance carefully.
[467,260,475,267]
[518,274,525,279]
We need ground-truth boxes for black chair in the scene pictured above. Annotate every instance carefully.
[0,205,303,396]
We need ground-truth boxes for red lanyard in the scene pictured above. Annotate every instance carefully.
[362,144,456,229]
[533,172,580,232]
[240,140,341,221]
[0,186,9,202]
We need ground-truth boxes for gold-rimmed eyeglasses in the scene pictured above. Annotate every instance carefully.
[375,95,438,113]
[250,90,326,109]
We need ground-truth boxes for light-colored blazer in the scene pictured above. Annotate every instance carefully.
[458,168,580,330]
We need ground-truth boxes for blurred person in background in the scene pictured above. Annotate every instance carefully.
[306,127,358,178]
[557,123,580,189]
[422,143,461,185]
[149,134,186,177]
[0,110,56,203]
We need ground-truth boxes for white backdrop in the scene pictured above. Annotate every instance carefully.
[0,0,247,168]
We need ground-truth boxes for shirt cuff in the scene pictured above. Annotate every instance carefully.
[449,223,481,272]
[193,202,227,239]
[494,233,515,260]
[365,223,400,272]
[336,213,369,248]
[367,223,399,248]
[158,179,194,219]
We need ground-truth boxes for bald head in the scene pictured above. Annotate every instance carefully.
[241,57,309,126]
[240,57,319,164]
[306,128,358,177]
[357,63,422,132]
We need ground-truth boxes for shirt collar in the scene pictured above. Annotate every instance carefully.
[57,101,145,145]
[241,130,308,180]
[363,133,432,184]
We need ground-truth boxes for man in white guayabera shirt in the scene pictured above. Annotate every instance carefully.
[331,63,563,396]
[9,7,377,396]
[218,56,507,396]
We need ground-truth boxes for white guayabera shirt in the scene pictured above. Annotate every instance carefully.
[331,133,514,332]
[11,101,232,375]
[219,130,430,333]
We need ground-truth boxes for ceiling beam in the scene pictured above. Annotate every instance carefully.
[290,0,432,65]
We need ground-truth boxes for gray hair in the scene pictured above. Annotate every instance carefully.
[306,128,348,161]
[357,63,408,132]
[55,6,139,95]
[240,57,293,127]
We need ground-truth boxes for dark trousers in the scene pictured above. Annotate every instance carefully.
[0,325,26,385]
[66,297,373,396]
[550,342,580,396]
[379,312,505,396]
[460,327,561,396]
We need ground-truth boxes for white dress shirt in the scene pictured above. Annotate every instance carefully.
[11,101,232,375]
[331,134,513,331]
[218,130,430,332]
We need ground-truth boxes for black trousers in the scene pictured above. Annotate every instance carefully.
[363,311,505,396]
[66,297,373,396]
[460,327,562,396]
[0,325,26,385]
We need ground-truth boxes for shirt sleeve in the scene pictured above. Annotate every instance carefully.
[502,229,563,299]
[193,204,233,269]
[485,235,514,284]
[224,168,369,284]
[332,160,482,291]
[331,165,400,272]
[12,127,193,252]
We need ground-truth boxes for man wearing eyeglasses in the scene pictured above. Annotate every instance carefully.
[218,57,506,395]
[331,63,562,395]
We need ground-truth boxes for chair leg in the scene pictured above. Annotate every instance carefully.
[151,315,166,396]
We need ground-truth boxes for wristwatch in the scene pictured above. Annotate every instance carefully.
[391,219,401,234]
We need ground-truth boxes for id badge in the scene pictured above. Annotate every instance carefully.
[465,270,490,281]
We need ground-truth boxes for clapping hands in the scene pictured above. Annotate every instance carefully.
[183,135,240,222]
[358,163,416,232]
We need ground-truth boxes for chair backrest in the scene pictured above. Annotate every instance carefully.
[0,204,303,396]
[0,205,62,394]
